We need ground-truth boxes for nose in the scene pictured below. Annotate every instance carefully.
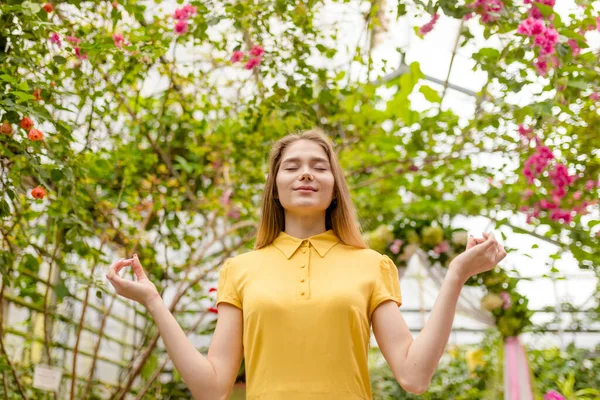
[300,170,313,180]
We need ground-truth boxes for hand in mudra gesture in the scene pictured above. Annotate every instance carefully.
[449,231,507,283]
[106,254,161,308]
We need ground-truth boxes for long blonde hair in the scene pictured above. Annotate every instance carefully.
[254,128,367,250]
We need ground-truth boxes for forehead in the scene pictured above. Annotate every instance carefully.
[281,140,328,162]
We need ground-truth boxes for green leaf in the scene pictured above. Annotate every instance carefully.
[566,80,587,90]
[54,278,71,302]
[53,55,67,65]
[141,353,159,380]
[0,74,16,84]
[13,91,35,103]
[419,85,441,103]
[0,199,9,218]
[533,3,553,18]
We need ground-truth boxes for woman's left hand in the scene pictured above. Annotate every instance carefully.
[449,231,507,284]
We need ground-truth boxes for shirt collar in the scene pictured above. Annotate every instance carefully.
[272,229,340,259]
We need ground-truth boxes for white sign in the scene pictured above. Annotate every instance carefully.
[33,364,62,392]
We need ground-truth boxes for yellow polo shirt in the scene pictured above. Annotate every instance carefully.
[216,229,402,400]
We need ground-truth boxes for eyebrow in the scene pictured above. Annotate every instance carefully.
[281,157,330,164]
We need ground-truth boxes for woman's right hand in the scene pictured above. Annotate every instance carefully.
[106,254,161,309]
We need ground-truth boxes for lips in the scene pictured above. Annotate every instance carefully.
[294,186,317,191]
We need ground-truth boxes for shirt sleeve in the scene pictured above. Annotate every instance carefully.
[216,258,242,310]
[369,254,402,319]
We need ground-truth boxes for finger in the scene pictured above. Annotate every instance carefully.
[497,244,507,261]
[467,234,477,249]
[107,270,125,291]
[484,233,497,249]
[132,254,148,281]
[107,258,133,278]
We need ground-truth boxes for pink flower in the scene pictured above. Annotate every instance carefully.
[434,241,450,255]
[227,207,240,220]
[173,4,197,20]
[74,47,87,60]
[522,188,534,198]
[463,12,474,20]
[173,8,188,20]
[174,20,189,35]
[389,239,404,255]
[573,191,581,200]
[249,45,265,57]
[534,57,548,76]
[543,390,565,400]
[548,164,575,197]
[517,17,545,36]
[113,33,125,48]
[596,16,600,31]
[468,0,504,24]
[529,0,555,20]
[590,92,600,101]
[540,199,557,209]
[418,13,439,35]
[522,145,554,184]
[500,291,511,309]
[567,39,581,56]
[534,28,558,56]
[183,4,198,17]
[518,124,534,142]
[221,188,232,205]
[66,36,81,44]
[230,50,244,63]
[550,209,572,223]
[49,32,61,47]
[584,180,596,190]
[244,56,261,70]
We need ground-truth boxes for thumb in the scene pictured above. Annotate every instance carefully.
[467,234,477,249]
[132,254,148,280]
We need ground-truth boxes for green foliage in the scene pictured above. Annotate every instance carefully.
[0,0,598,397]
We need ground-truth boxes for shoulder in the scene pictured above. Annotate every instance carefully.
[335,245,389,267]
[224,248,267,270]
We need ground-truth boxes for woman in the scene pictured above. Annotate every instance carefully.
[107,129,506,399]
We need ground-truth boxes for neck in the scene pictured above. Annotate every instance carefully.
[283,213,327,239]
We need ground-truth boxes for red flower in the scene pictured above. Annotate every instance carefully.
[174,20,189,35]
[244,56,261,70]
[20,117,34,131]
[113,33,125,48]
[31,186,47,199]
[28,129,44,141]
[75,47,87,60]
[230,50,244,63]
[208,307,219,314]
[208,287,217,293]
[249,45,264,57]
[43,3,54,13]
[418,13,439,36]
[33,88,42,101]
[66,36,81,44]
[0,122,12,136]
[49,32,61,48]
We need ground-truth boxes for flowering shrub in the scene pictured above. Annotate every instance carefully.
[0,0,598,397]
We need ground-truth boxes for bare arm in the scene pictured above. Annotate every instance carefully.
[372,271,464,394]
[107,256,243,400]
[146,299,243,400]
[372,232,506,394]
